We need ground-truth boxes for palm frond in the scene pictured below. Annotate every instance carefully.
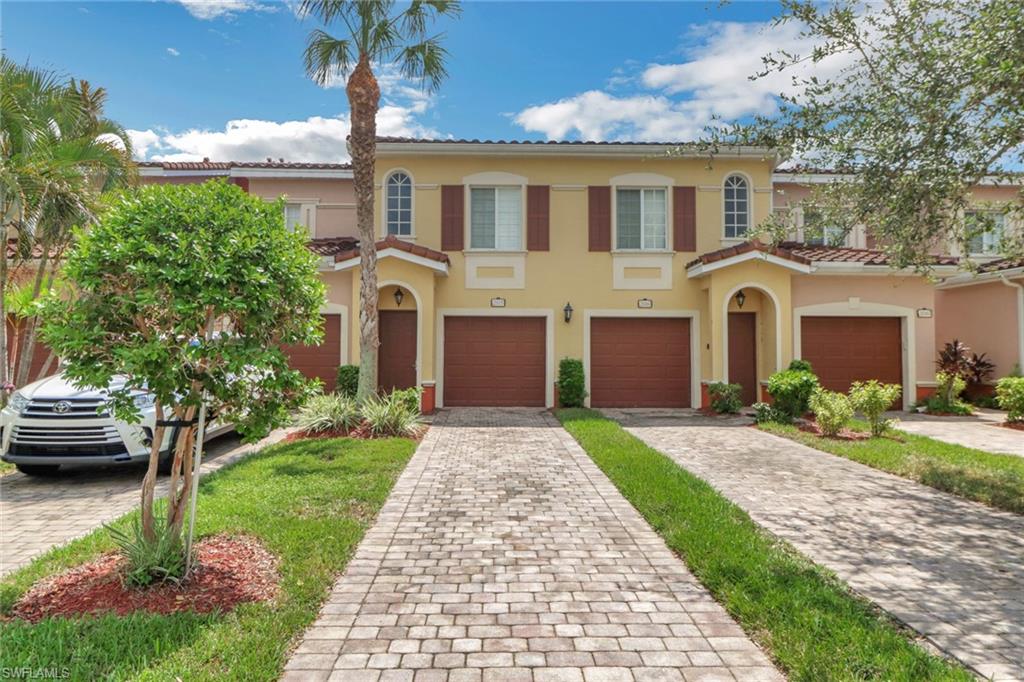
[303,29,353,87]
[399,37,451,93]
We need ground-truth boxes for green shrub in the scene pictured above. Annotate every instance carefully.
[557,358,587,408]
[925,371,972,415]
[766,369,820,421]
[707,382,742,414]
[336,364,359,397]
[751,401,786,424]
[808,388,853,436]
[295,393,360,433]
[996,376,1024,422]
[390,386,422,413]
[849,380,902,436]
[788,359,814,372]
[360,391,423,438]
[106,518,185,587]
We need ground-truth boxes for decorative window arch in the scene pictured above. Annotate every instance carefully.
[385,170,413,236]
[723,174,750,239]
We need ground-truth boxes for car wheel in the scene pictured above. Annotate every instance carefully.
[15,464,61,477]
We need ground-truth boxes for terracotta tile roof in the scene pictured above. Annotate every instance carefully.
[333,235,450,265]
[307,237,359,257]
[376,136,701,147]
[978,257,1024,273]
[685,240,811,269]
[136,160,351,171]
[687,240,959,270]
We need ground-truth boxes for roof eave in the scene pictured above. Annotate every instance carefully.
[376,141,777,160]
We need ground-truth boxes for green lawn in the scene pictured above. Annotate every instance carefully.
[557,408,969,682]
[759,420,1024,515]
[1,436,416,681]
[0,460,14,476]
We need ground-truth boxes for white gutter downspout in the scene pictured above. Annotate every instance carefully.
[1001,275,1024,371]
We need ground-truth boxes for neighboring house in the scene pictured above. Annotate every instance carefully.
[138,143,1020,410]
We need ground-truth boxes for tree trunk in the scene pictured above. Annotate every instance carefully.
[140,402,166,543]
[166,410,198,538]
[347,54,381,402]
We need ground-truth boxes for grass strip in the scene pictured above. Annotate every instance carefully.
[759,420,1024,515]
[557,408,969,681]
[1,436,415,681]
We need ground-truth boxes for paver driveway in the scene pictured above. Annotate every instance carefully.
[892,409,1024,457]
[284,408,781,682]
[0,429,285,576]
[607,409,1024,682]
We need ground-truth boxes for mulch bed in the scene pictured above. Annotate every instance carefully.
[10,535,278,623]
[796,421,872,441]
[285,421,426,443]
[994,421,1024,432]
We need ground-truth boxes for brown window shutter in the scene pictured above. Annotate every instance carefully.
[230,177,250,193]
[526,185,550,251]
[673,186,696,252]
[588,186,611,252]
[441,185,464,251]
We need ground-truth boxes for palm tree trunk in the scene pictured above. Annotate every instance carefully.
[348,54,382,402]
[14,248,50,387]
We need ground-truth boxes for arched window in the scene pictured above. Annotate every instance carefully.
[385,171,413,236]
[723,174,749,239]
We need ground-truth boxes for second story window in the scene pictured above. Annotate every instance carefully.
[470,186,521,250]
[803,208,845,247]
[724,174,750,239]
[616,188,666,250]
[284,203,307,234]
[966,211,1005,255]
[385,171,413,236]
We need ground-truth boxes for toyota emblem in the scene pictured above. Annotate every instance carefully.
[52,401,72,414]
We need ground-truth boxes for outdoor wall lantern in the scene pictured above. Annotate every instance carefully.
[735,289,747,309]
[563,302,574,323]
[393,287,405,307]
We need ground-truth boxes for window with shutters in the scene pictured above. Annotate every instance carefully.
[723,174,750,239]
[615,188,667,250]
[385,171,413,236]
[469,186,522,250]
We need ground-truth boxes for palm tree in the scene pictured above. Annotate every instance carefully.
[301,0,460,401]
[0,58,135,390]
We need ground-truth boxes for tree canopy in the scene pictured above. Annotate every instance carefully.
[708,0,1024,269]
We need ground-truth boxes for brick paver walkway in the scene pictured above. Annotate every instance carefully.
[283,408,781,682]
[606,409,1024,682]
[892,409,1024,457]
[0,429,286,576]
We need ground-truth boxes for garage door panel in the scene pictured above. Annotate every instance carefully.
[590,318,691,408]
[801,316,902,395]
[282,313,341,392]
[443,316,546,406]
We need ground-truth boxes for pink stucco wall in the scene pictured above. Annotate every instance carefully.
[247,177,357,239]
[936,279,1022,378]
[791,275,937,384]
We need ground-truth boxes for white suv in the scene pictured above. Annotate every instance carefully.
[1,373,230,476]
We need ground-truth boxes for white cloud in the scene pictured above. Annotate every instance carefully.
[173,0,277,21]
[514,21,854,142]
[127,129,163,158]
[166,47,180,57]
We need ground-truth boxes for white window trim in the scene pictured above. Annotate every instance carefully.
[284,199,318,237]
[799,207,847,247]
[723,173,752,240]
[381,168,416,239]
[465,184,526,252]
[612,185,672,252]
[965,210,1006,256]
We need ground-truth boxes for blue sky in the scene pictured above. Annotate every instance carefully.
[3,1,827,162]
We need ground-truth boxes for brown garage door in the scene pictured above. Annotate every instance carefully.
[282,313,341,392]
[444,316,546,406]
[590,318,691,407]
[801,316,902,394]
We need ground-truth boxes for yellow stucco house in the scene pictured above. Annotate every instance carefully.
[139,139,1021,411]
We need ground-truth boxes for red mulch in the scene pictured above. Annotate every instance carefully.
[797,421,872,441]
[995,421,1024,431]
[10,535,278,623]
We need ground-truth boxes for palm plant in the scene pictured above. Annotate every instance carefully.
[301,0,460,401]
[0,58,135,390]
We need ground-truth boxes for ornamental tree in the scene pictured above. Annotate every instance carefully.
[41,180,325,551]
